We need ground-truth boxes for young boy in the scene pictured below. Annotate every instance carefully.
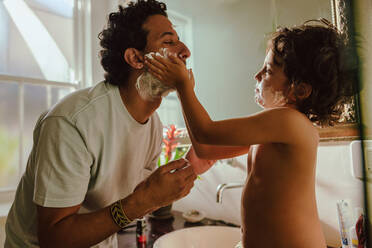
[145,20,357,248]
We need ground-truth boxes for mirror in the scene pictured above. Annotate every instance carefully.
[155,0,361,141]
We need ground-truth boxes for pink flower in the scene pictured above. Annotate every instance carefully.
[163,125,180,161]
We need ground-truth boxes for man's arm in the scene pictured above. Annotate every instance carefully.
[37,195,138,248]
[37,159,196,248]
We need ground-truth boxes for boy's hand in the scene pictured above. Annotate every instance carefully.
[144,53,194,90]
[186,146,217,175]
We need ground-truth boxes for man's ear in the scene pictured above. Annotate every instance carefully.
[124,48,144,70]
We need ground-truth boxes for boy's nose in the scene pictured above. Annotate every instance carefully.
[254,71,261,81]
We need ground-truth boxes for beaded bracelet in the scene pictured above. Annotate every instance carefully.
[110,200,132,229]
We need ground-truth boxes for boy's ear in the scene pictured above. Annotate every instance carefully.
[287,82,312,103]
[295,82,312,100]
[124,48,144,70]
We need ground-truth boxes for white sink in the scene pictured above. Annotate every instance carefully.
[153,226,241,248]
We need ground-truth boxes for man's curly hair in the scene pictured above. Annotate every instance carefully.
[98,0,167,87]
[270,20,359,126]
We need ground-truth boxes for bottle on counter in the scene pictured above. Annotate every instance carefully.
[136,218,147,248]
[348,207,366,248]
[336,199,353,248]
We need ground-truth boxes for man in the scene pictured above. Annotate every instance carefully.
[5,1,213,247]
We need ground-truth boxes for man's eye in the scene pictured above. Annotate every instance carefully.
[164,41,175,45]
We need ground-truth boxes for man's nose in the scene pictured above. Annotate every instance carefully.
[177,41,191,60]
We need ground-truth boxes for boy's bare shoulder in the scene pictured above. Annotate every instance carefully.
[261,107,319,146]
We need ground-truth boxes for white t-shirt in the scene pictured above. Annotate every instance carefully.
[5,81,163,248]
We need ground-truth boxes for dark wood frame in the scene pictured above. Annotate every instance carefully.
[318,0,361,141]
[318,123,360,141]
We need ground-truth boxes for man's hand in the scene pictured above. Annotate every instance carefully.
[186,146,217,175]
[135,158,197,213]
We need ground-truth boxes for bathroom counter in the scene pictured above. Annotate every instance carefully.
[117,210,338,248]
[117,210,240,248]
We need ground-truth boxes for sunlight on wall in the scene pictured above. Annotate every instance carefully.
[27,0,74,18]
[3,0,71,82]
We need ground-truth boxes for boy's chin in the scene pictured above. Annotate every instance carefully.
[255,97,286,109]
[255,98,265,109]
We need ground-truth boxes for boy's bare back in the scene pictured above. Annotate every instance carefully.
[241,108,326,248]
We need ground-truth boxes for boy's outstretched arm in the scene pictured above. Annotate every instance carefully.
[184,113,250,160]
[145,54,316,147]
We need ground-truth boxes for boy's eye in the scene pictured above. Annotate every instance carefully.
[264,67,272,75]
[164,40,175,45]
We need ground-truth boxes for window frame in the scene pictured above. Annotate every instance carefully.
[0,0,92,193]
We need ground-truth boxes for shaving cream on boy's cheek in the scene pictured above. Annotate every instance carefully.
[255,82,287,108]
[136,48,175,101]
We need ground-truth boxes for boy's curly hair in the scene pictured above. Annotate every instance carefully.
[98,0,167,87]
[270,20,359,126]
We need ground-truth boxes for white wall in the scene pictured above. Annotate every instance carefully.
[91,0,108,84]
[164,0,267,120]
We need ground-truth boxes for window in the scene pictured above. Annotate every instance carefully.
[156,10,193,128]
[0,0,91,190]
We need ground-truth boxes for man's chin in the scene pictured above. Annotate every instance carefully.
[149,96,163,106]
[136,72,174,101]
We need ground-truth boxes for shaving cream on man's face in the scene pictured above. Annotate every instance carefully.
[136,48,175,101]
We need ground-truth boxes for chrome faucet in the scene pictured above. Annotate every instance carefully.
[216,182,244,204]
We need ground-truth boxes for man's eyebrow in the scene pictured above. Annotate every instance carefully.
[160,31,179,40]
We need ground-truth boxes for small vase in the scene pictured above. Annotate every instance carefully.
[150,204,173,219]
